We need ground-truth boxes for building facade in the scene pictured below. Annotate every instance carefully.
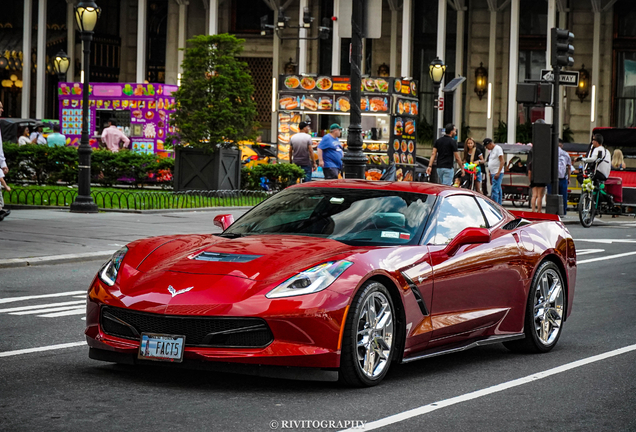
[1,0,635,145]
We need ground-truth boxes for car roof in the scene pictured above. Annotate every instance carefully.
[289,179,472,197]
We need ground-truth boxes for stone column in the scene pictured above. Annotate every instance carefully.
[507,0,520,144]
[401,0,412,77]
[66,0,76,81]
[545,0,556,124]
[590,9,600,132]
[298,0,308,74]
[165,0,179,84]
[35,0,47,119]
[22,0,33,118]
[208,0,217,35]
[486,7,497,139]
[389,2,398,79]
[436,0,447,133]
[177,0,188,77]
[137,0,148,82]
[454,2,465,141]
[332,0,341,75]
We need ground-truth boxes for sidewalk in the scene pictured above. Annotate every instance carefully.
[0,206,634,269]
[0,208,249,268]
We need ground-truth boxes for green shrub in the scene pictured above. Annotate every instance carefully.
[2,143,174,187]
[242,164,305,191]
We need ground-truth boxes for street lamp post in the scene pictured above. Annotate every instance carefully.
[343,0,366,180]
[53,50,70,83]
[429,57,446,139]
[70,1,101,214]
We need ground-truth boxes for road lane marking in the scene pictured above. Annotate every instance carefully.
[0,341,86,358]
[576,249,605,256]
[0,300,85,313]
[340,343,636,431]
[0,291,85,304]
[578,250,636,265]
[38,308,85,318]
[576,239,636,244]
[11,305,86,316]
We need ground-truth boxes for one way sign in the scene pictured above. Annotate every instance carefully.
[541,69,579,87]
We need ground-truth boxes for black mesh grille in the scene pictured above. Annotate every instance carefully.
[101,306,273,348]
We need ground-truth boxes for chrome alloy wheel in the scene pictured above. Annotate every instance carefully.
[533,268,564,345]
[356,291,394,379]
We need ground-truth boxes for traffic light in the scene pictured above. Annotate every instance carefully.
[551,28,574,68]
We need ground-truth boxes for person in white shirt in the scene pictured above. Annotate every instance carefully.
[484,138,505,205]
[29,123,47,145]
[587,134,611,183]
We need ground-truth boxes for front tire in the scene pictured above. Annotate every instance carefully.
[504,261,565,353]
[579,192,596,228]
[339,281,396,387]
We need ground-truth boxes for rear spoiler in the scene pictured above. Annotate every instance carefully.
[509,211,561,222]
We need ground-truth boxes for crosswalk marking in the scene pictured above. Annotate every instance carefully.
[39,308,86,318]
[0,291,86,304]
[0,291,86,320]
[0,300,85,314]
[11,305,86,316]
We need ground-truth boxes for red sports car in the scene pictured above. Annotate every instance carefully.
[86,180,576,387]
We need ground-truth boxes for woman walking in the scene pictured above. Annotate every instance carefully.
[462,137,484,193]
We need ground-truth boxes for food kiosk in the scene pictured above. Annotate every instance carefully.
[276,74,419,181]
[58,82,177,156]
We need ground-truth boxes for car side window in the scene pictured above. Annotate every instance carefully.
[429,195,487,245]
[476,196,504,227]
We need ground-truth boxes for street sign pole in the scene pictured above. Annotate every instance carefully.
[547,64,563,215]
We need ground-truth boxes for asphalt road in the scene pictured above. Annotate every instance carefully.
[1,224,635,432]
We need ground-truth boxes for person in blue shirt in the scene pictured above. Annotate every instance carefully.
[46,124,66,147]
[318,123,343,179]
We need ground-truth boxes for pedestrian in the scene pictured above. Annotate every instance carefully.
[587,133,611,184]
[30,123,47,145]
[0,100,11,221]
[18,126,32,145]
[318,124,343,180]
[527,147,546,213]
[290,121,316,182]
[46,124,66,147]
[611,149,626,170]
[484,138,504,204]
[426,123,464,186]
[462,136,484,193]
[547,139,571,215]
[101,118,130,153]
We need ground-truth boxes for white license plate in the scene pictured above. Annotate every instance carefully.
[138,333,185,362]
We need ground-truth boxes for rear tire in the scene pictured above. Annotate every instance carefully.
[339,281,396,387]
[504,261,565,353]
[578,192,596,228]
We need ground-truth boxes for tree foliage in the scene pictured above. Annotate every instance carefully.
[169,34,258,151]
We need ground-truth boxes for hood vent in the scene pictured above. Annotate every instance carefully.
[192,252,262,263]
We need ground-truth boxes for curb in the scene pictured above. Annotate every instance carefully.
[5,205,253,214]
[0,250,116,269]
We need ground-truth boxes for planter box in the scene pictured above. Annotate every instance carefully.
[174,147,241,191]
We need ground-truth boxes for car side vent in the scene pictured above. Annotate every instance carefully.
[502,218,532,230]
[192,252,262,263]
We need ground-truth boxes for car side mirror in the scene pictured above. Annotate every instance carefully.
[445,227,490,256]
[213,214,234,231]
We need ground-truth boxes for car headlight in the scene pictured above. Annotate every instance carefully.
[266,260,353,299]
[99,247,128,286]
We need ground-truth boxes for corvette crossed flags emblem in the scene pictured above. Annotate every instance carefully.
[168,285,194,297]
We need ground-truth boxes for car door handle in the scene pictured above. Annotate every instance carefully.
[417,275,427,283]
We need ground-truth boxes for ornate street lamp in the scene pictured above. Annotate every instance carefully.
[576,64,590,103]
[429,57,446,137]
[474,62,488,100]
[70,1,101,214]
[53,50,70,82]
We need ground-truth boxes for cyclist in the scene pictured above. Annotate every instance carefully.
[584,133,611,185]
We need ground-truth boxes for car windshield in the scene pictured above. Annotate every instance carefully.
[224,187,434,246]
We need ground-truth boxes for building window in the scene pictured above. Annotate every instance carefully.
[231,0,273,34]
[612,0,636,126]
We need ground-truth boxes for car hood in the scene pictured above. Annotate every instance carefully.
[134,234,358,283]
